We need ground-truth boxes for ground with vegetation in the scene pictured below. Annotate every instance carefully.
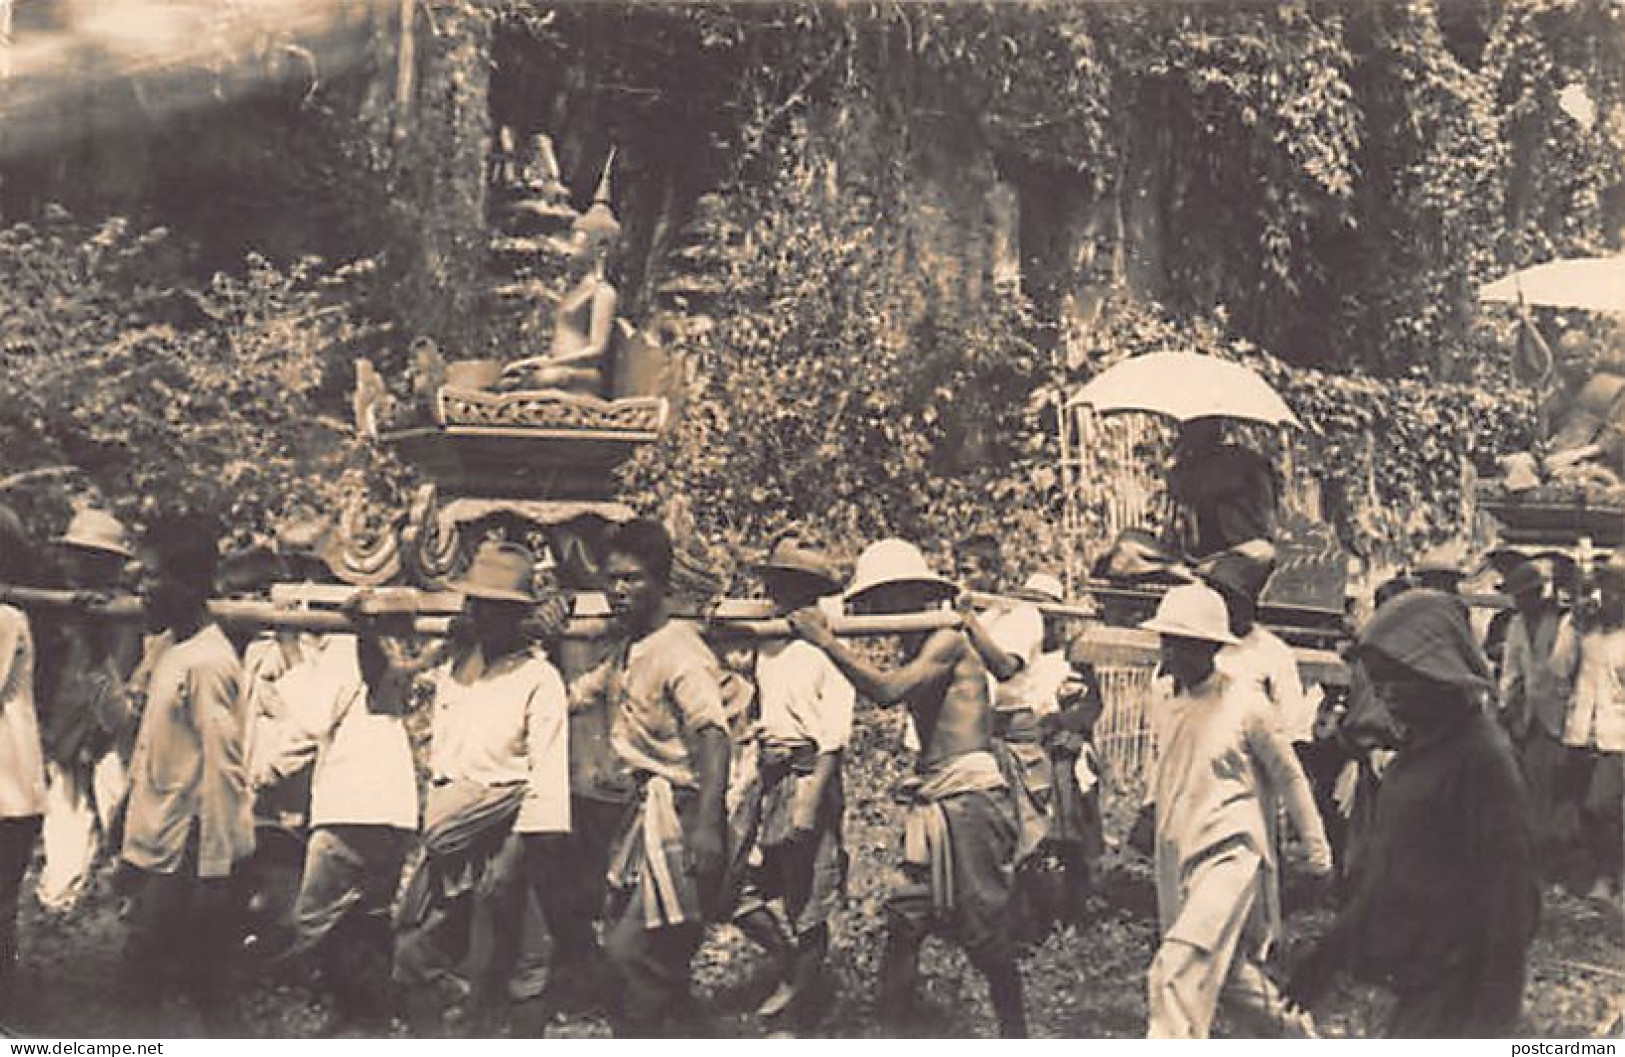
[11,708,1622,1040]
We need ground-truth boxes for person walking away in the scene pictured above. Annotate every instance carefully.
[1289,589,1539,1037]
[790,539,1028,1038]
[36,509,140,912]
[252,590,421,1034]
[1140,582,1331,1039]
[590,519,731,1036]
[0,507,46,1023]
[393,542,571,1031]
[120,514,256,1035]
[1497,561,1575,867]
[1549,554,1625,905]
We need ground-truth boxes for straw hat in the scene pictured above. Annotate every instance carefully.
[757,535,841,592]
[1139,583,1239,645]
[453,541,537,603]
[1014,572,1064,605]
[844,539,956,602]
[55,509,131,559]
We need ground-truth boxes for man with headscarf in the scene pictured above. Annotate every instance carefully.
[1139,582,1331,1039]
[1289,590,1540,1037]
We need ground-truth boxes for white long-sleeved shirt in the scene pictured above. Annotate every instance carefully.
[755,638,855,752]
[1216,625,1313,744]
[429,648,570,833]
[1551,619,1625,753]
[0,606,45,820]
[260,636,418,831]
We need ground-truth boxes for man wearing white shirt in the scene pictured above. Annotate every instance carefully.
[393,542,572,1030]
[1205,549,1314,744]
[254,592,421,1034]
[747,534,855,1032]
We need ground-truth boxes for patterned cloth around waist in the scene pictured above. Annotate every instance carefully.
[607,775,703,930]
[898,750,1006,912]
[396,780,525,929]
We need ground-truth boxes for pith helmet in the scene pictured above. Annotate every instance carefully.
[844,538,956,602]
[55,509,131,559]
[1139,583,1239,645]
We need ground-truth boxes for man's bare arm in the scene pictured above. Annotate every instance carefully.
[789,608,958,704]
[959,604,1023,682]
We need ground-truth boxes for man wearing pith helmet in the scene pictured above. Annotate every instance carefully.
[789,538,1028,1038]
[1139,582,1331,1039]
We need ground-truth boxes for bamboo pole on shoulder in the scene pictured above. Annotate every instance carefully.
[0,584,962,640]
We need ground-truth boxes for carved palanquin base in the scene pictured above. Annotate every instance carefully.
[435,385,668,434]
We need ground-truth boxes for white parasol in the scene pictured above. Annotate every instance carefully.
[1479,256,1625,315]
[1069,352,1302,429]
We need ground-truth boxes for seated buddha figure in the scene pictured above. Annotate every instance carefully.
[498,168,622,396]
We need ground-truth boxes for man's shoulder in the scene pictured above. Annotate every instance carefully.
[639,620,721,674]
[188,625,244,677]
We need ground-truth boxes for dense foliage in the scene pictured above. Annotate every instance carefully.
[0,209,393,545]
[0,0,1618,565]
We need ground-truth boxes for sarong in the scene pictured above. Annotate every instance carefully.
[889,750,1017,954]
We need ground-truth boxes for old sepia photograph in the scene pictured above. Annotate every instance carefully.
[0,0,1619,1041]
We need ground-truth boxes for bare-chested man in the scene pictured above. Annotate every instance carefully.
[789,538,1027,1038]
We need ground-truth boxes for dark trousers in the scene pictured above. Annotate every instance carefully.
[123,848,246,1035]
[0,816,41,1017]
[605,911,705,1035]
[291,825,408,1028]
[537,796,627,979]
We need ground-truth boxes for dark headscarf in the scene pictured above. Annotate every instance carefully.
[1354,588,1494,694]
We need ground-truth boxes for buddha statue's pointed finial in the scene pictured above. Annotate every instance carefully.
[593,145,617,205]
[575,146,622,243]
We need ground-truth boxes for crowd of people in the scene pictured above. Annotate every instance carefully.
[0,497,1614,1040]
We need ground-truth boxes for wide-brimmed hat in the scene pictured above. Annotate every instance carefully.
[453,541,537,604]
[54,509,131,559]
[1139,583,1239,645]
[1013,572,1064,605]
[757,535,841,591]
[1501,562,1545,598]
[844,539,956,602]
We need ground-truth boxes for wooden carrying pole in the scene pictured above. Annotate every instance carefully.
[0,585,961,641]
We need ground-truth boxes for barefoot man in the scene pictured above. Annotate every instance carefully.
[789,538,1027,1038]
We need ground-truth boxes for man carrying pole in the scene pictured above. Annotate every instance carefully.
[252,589,421,1035]
[789,538,1028,1038]
[36,509,140,912]
[393,541,571,1031]
[741,532,853,1033]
